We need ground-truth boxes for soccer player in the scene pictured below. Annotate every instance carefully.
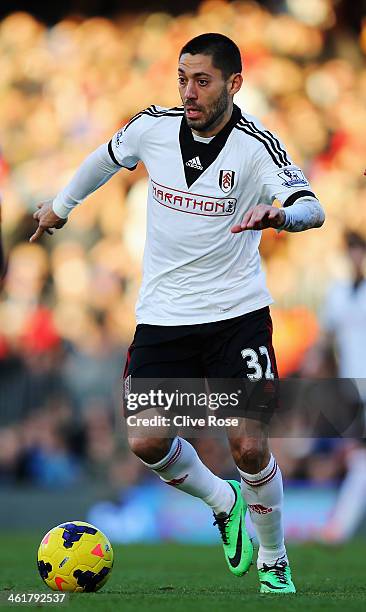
[30,33,325,594]
[320,229,366,543]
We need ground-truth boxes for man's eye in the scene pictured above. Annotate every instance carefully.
[178,77,186,85]
[198,80,208,86]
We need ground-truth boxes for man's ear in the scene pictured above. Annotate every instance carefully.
[229,73,243,96]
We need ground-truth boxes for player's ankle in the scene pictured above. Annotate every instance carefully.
[257,548,288,568]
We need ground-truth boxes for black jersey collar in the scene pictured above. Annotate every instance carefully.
[179,104,241,188]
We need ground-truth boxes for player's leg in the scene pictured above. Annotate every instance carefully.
[227,419,295,593]
[128,427,235,514]
[123,324,235,515]
[205,307,295,592]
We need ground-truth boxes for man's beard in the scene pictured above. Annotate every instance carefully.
[185,86,230,133]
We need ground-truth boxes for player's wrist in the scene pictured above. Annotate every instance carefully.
[52,196,71,220]
[274,208,286,229]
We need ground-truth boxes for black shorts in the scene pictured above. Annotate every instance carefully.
[123,307,278,421]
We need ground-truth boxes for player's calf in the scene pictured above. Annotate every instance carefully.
[128,435,173,464]
[130,435,237,520]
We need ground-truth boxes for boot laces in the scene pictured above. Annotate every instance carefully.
[213,513,232,545]
[261,558,288,585]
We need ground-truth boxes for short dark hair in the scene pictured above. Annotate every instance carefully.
[179,33,242,80]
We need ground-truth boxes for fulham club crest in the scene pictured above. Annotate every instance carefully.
[219,170,235,193]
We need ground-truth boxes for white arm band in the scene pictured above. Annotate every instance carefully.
[52,144,120,218]
[280,196,325,232]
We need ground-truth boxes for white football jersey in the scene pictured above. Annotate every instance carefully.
[109,104,316,325]
[323,280,366,380]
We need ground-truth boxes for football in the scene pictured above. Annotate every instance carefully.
[37,521,113,592]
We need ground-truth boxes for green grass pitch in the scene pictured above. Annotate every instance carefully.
[1,536,365,611]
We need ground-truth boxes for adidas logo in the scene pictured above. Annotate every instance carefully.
[186,156,203,170]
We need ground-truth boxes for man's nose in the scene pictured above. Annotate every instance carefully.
[185,80,198,100]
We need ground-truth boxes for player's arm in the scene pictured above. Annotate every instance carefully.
[232,135,325,233]
[30,118,142,242]
[29,144,120,242]
[231,203,285,232]
[231,196,324,233]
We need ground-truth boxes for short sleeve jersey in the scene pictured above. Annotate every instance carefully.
[109,104,315,325]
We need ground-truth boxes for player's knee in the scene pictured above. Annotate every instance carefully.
[128,436,172,464]
[231,438,268,473]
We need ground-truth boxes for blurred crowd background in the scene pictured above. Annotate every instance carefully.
[1,0,366,540]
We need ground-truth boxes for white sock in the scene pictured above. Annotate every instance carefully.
[325,447,366,540]
[238,454,287,568]
[143,437,235,515]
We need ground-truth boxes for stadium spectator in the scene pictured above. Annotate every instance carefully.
[0,200,6,285]
[322,230,366,385]
[319,229,366,542]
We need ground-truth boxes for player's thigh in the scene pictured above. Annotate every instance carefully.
[204,307,278,427]
[204,307,278,379]
[122,325,204,441]
[123,323,204,380]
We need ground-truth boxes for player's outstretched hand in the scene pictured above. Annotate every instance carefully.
[29,200,67,242]
[231,204,285,233]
